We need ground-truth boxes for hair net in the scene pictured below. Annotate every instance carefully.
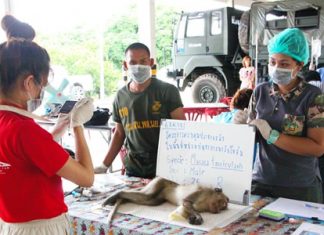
[268,28,309,65]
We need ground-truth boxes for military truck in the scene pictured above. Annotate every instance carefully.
[167,0,324,103]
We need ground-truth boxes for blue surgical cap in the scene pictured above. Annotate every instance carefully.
[268,28,309,65]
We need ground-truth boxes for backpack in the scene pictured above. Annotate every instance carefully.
[84,108,112,126]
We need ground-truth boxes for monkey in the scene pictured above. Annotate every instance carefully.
[102,177,229,225]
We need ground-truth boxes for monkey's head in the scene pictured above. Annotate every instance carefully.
[208,188,229,213]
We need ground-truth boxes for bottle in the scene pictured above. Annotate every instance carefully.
[243,190,249,205]
[122,64,127,83]
[151,64,157,79]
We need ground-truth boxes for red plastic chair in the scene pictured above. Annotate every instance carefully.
[119,146,127,175]
[112,127,127,175]
[204,97,232,119]
[183,107,205,121]
[219,97,232,106]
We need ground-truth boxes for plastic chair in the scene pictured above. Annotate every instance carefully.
[205,97,232,118]
[219,97,232,106]
[183,107,205,121]
[119,146,127,175]
[111,127,127,175]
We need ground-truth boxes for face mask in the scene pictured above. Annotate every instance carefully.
[128,64,151,84]
[268,65,294,85]
[27,87,45,112]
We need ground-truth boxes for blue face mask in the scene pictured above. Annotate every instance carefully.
[268,65,293,85]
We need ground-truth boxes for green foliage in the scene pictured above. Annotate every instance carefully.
[105,12,138,68]
[36,4,177,98]
[155,6,178,67]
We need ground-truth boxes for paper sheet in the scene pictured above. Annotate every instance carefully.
[292,222,324,235]
[263,198,324,221]
[116,202,251,231]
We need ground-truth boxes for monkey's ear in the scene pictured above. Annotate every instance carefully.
[214,188,222,193]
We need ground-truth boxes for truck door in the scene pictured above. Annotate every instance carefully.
[206,10,224,55]
[184,12,207,55]
[173,12,207,71]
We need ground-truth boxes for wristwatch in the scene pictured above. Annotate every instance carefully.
[267,130,280,144]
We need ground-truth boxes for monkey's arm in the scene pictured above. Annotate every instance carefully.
[173,191,204,225]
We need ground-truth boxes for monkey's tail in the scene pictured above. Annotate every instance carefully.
[107,198,123,226]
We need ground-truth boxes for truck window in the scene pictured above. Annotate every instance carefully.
[176,15,187,53]
[177,15,187,40]
[295,8,319,29]
[211,11,222,35]
[266,10,287,29]
[186,12,205,37]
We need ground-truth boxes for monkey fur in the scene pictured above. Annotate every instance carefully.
[102,177,229,225]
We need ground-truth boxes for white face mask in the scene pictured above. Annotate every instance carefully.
[27,87,45,112]
[268,65,295,85]
[128,64,151,84]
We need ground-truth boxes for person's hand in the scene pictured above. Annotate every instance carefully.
[233,108,248,124]
[249,119,272,140]
[71,98,94,128]
[51,113,70,141]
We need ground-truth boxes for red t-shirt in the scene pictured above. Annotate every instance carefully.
[0,110,69,222]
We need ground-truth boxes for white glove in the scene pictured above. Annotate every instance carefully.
[51,113,70,141]
[71,98,94,128]
[233,108,248,124]
[249,119,272,140]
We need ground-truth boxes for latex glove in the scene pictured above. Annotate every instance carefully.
[51,113,70,141]
[249,119,272,140]
[71,98,94,128]
[233,108,248,124]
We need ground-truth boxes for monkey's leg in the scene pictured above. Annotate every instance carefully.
[103,177,169,207]
[117,190,165,205]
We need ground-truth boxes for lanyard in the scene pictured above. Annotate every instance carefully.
[0,105,49,122]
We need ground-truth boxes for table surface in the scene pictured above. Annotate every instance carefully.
[65,174,324,235]
[37,119,112,130]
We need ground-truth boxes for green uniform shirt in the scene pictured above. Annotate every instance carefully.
[112,78,183,178]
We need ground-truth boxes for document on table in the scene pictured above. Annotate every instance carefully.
[262,198,324,221]
[292,222,324,235]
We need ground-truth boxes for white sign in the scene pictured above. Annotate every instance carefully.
[156,119,255,204]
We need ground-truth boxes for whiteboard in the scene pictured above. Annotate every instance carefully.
[156,119,255,204]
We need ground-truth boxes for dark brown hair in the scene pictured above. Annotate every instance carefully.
[230,88,253,110]
[1,15,35,41]
[0,39,50,96]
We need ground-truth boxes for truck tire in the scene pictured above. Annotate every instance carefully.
[192,73,226,103]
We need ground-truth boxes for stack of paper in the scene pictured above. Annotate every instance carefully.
[262,198,324,221]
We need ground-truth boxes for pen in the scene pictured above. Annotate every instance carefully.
[304,203,324,210]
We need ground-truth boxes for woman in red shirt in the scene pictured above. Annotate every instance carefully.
[0,15,94,235]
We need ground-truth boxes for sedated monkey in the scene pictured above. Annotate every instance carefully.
[102,177,229,225]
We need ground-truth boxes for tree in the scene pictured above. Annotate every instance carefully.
[37,4,177,98]
[155,6,178,67]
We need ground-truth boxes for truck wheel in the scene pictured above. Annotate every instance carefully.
[192,73,226,103]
